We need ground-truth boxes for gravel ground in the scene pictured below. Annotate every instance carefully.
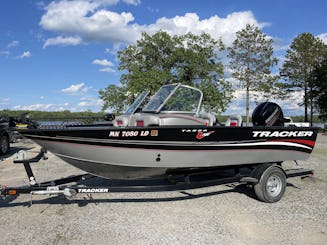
[0,135,326,245]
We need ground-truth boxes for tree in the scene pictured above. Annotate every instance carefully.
[99,84,126,113]
[100,31,233,114]
[311,58,327,119]
[227,24,279,125]
[280,33,327,124]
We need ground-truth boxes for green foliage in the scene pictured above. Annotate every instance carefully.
[312,58,327,119]
[163,86,201,112]
[0,110,105,124]
[100,31,233,114]
[99,84,126,113]
[280,32,327,121]
[227,24,280,124]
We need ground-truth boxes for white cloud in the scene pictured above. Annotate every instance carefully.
[40,1,266,47]
[13,103,54,111]
[92,58,115,72]
[78,97,103,107]
[7,40,19,48]
[13,103,71,111]
[99,67,115,73]
[147,12,267,46]
[61,83,90,94]
[104,42,123,55]
[146,6,159,13]
[17,51,31,59]
[317,33,327,44]
[122,0,141,6]
[43,36,82,48]
[0,51,10,57]
[92,59,114,66]
[40,0,140,44]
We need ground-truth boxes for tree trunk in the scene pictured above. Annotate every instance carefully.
[310,100,313,126]
[246,86,250,126]
[304,86,308,122]
[310,86,313,126]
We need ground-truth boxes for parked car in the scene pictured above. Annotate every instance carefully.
[0,117,14,155]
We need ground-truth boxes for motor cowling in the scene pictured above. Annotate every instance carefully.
[252,102,284,126]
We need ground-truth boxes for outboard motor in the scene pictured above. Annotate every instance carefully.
[252,102,284,126]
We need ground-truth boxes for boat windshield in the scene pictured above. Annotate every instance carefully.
[143,84,203,114]
[124,91,149,114]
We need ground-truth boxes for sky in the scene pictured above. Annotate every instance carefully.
[0,0,326,116]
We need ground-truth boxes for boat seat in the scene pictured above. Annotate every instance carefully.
[225,115,242,127]
[199,113,217,126]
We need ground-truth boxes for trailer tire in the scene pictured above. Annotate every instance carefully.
[254,166,286,203]
[0,135,9,155]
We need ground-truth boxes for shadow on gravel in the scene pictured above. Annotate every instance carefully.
[0,184,256,208]
[0,146,34,161]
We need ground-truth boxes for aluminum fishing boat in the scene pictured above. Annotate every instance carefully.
[17,84,318,179]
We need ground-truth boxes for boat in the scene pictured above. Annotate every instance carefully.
[16,84,318,180]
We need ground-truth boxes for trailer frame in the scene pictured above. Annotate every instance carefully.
[0,149,314,204]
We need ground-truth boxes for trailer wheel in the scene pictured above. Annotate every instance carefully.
[254,166,286,203]
[0,135,9,155]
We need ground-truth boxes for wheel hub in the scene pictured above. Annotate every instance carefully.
[267,175,282,197]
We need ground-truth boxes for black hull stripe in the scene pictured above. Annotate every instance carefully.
[30,136,313,153]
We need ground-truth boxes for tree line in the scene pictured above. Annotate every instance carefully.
[1,109,324,124]
[99,25,327,125]
[0,109,104,123]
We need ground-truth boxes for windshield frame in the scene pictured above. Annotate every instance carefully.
[124,91,150,114]
[142,84,203,115]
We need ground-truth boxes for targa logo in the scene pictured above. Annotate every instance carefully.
[196,131,215,140]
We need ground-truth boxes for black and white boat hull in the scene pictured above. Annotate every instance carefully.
[21,126,318,179]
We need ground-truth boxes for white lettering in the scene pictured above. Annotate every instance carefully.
[288,131,298,137]
[298,131,305,137]
[78,188,109,193]
[122,131,139,137]
[141,130,149,136]
[261,132,271,137]
[182,129,208,133]
[109,131,120,137]
[279,131,289,137]
[269,131,280,137]
[252,131,261,137]
[304,131,313,137]
[252,131,314,138]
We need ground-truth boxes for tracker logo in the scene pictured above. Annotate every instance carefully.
[78,188,109,193]
[252,131,313,137]
[196,131,215,140]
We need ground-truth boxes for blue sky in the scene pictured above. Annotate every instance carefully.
[0,0,326,115]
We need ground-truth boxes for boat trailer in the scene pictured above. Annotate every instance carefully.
[0,149,314,204]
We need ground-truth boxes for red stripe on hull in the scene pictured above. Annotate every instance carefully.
[269,139,315,148]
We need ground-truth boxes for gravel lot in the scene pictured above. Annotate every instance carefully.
[0,134,326,245]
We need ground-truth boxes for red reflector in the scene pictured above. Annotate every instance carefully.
[117,120,123,125]
[230,121,238,127]
[136,121,144,127]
